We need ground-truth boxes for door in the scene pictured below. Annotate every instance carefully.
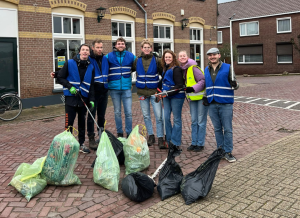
[0,38,18,93]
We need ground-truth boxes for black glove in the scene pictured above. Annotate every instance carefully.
[202,97,209,106]
[185,87,195,93]
[230,81,237,88]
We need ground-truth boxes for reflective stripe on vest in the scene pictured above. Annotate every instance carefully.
[204,63,234,104]
[63,59,94,98]
[136,56,159,89]
[90,55,109,89]
[185,65,205,101]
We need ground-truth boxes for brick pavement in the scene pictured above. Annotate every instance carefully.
[0,75,300,217]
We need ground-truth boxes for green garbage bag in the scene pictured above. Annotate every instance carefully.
[10,156,47,201]
[41,130,81,186]
[124,125,150,175]
[94,131,120,192]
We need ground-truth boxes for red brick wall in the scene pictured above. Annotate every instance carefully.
[18,0,218,98]
[218,14,300,75]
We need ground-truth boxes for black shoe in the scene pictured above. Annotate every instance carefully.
[117,133,124,138]
[187,145,196,151]
[193,146,204,152]
[169,142,182,157]
[88,135,98,150]
[80,144,90,154]
[158,137,164,148]
[223,152,237,162]
[147,135,155,146]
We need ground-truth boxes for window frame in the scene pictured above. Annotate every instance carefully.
[153,23,174,56]
[276,43,293,64]
[189,27,204,70]
[238,54,263,64]
[52,13,85,89]
[239,21,259,37]
[217,31,222,44]
[276,17,292,34]
[111,19,135,55]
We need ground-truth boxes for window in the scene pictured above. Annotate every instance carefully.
[240,21,259,36]
[217,31,222,44]
[153,24,173,57]
[111,20,135,54]
[238,45,263,64]
[277,43,293,63]
[277,17,291,33]
[52,14,84,89]
[190,28,203,68]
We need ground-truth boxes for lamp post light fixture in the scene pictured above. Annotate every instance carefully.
[181,18,189,30]
[96,7,106,23]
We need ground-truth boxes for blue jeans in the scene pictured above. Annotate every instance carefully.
[110,89,132,135]
[208,103,233,153]
[139,95,164,138]
[163,97,185,146]
[189,99,209,146]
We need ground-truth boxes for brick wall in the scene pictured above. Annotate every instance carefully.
[17,0,218,99]
[218,13,300,75]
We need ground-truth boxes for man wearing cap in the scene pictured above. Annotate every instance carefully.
[204,47,239,162]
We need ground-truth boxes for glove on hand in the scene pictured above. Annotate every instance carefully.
[202,97,209,106]
[89,101,94,112]
[69,87,77,95]
[230,81,237,88]
[185,87,195,93]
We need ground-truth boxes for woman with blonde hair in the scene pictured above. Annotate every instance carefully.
[156,50,184,155]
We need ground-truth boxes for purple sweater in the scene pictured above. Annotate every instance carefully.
[180,59,205,93]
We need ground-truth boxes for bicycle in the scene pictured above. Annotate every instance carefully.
[0,86,23,121]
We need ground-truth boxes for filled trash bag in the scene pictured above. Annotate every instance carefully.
[180,148,224,205]
[41,130,81,186]
[121,172,155,202]
[10,156,47,201]
[124,125,150,175]
[91,130,125,168]
[94,131,120,192]
[157,149,183,200]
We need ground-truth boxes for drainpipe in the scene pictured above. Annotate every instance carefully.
[133,0,147,38]
[229,13,236,81]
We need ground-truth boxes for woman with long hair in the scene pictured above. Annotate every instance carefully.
[157,50,185,155]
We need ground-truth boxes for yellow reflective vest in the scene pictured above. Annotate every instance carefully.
[185,65,205,101]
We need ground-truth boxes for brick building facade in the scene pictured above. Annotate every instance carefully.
[217,0,300,76]
[0,0,218,108]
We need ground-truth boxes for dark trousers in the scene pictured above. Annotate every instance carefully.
[65,105,87,145]
[87,92,108,137]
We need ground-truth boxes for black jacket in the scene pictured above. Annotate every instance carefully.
[57,55,95,107]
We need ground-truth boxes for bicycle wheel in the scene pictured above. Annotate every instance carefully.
[0,94,23,121]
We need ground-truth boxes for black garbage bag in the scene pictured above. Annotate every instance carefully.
[121,172,155,202]
[180,147,224,205]
[91,130,125,168]
[157,149,183,200]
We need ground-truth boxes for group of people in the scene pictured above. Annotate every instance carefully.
[51,37,239,163]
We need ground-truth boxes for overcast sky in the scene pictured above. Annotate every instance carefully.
[218,0,236,3]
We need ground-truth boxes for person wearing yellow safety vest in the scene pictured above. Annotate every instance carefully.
[178,51,208,152]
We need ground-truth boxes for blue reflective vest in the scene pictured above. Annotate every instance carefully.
[136,56,159,89]
[107,51,134,81]
[204,63,234,104]
[63,59,94,98]
[162,67,185,99]
[90,56,109,89]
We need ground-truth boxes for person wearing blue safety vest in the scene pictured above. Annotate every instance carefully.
[204,48,239,163]
[57,44,95,154]
[87,39,109,150]
[106,38,136,138]
[132,39,164,147]
[156,50,185,156]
